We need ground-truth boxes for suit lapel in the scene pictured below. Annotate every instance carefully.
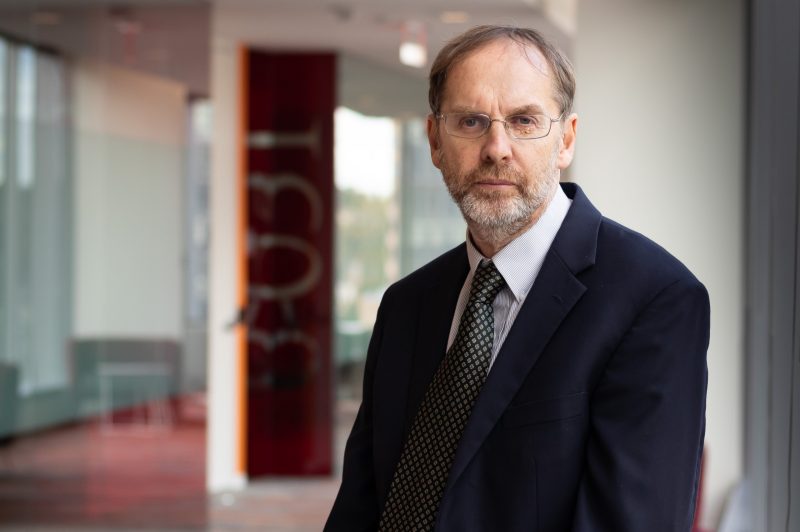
[443,182,602,494]
[443,251,586,492]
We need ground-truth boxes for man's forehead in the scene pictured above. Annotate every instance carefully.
[441,38,556,109]
[461,38,552,78]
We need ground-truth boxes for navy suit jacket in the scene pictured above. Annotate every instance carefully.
[326,183,709,531]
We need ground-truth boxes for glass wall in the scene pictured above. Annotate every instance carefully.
[333,107,463,399]
[183,98,211,394]
[334,107,400,398]
[0,39,72,434]
[0,2,212,527]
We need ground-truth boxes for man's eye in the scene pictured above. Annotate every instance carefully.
[459,115,484,129]
[510,115,541,128]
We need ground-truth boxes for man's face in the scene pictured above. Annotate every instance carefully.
[427,39,577,242]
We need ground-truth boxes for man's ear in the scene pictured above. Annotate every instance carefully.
[557,113,578,170]
[427,114,443,169]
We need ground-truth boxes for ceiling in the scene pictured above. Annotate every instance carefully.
[0,0,574,96]
[215,0,573,78]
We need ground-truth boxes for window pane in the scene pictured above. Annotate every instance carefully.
[0,38,7,377]
[0,38,6,187]
[30,51,70,389]
[334,107,399,397]
[16,45,35,189]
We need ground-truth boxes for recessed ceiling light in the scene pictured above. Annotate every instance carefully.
[399,42,426,68]
[399,20,427,68]
[440,11,469,24]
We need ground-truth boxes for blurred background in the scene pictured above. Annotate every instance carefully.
[0,0,796,530]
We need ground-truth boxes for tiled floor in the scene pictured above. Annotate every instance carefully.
[0,396,356,531]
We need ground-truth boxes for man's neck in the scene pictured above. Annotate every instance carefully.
[468,187,557,258]
[469,221,533,258]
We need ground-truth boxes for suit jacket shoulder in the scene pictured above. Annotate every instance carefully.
[383,243,468,304]
[556,182,705,311]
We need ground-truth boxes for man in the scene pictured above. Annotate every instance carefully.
[326,25,709,531]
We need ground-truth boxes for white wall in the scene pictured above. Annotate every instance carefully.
[574,1,744,527]
[72,60,186,338]
[206,26,246,491]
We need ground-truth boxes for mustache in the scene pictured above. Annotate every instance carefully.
[462,163,526,188]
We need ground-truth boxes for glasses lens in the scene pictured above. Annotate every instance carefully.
[441,113,555,139]
[445,113,490,138]
[507,115,550,139]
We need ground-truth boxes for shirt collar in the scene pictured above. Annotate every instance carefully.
[466,185,572,302]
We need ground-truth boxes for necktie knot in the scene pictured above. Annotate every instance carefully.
[470,260,506,305]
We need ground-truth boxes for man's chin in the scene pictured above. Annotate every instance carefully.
[459,199,534,229]
[462,191,521,212]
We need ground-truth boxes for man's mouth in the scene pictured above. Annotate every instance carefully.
[473,180,516,187]
[469,179,519,194]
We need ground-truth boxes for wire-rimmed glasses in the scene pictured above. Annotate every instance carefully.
[436,112,562,140]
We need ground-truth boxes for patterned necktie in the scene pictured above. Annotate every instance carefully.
[379,260,506,532]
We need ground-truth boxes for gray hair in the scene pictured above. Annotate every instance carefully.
[428,25,576,118]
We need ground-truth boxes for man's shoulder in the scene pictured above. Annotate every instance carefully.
[559,182,702,289]
[382,243,468,302]
[594,215,703,290]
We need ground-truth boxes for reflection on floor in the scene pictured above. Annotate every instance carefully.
[0,395,356,531]
[0,394,207,530]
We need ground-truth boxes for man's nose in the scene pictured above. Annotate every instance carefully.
[480,120,513,164]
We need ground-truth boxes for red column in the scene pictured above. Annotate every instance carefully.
[243,50,335,476]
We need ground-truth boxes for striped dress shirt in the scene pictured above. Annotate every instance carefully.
[447,186,573,368]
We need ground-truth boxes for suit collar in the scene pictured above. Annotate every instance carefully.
[552,182,601,275]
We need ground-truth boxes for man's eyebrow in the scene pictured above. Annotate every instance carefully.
[446,105,483,114]
[444,104,549,115]
[445,104,548,115]
[507,104,546,115]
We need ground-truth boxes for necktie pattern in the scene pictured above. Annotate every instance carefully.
[379,260,506,531]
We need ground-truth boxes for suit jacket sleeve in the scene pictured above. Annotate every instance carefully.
[324,293,387,532]
[572,276,710,531]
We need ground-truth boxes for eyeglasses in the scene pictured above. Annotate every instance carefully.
[436,112,562,140]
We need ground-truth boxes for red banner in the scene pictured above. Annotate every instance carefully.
[244,50,334,476]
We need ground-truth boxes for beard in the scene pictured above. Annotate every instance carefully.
[440,150,560,244]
